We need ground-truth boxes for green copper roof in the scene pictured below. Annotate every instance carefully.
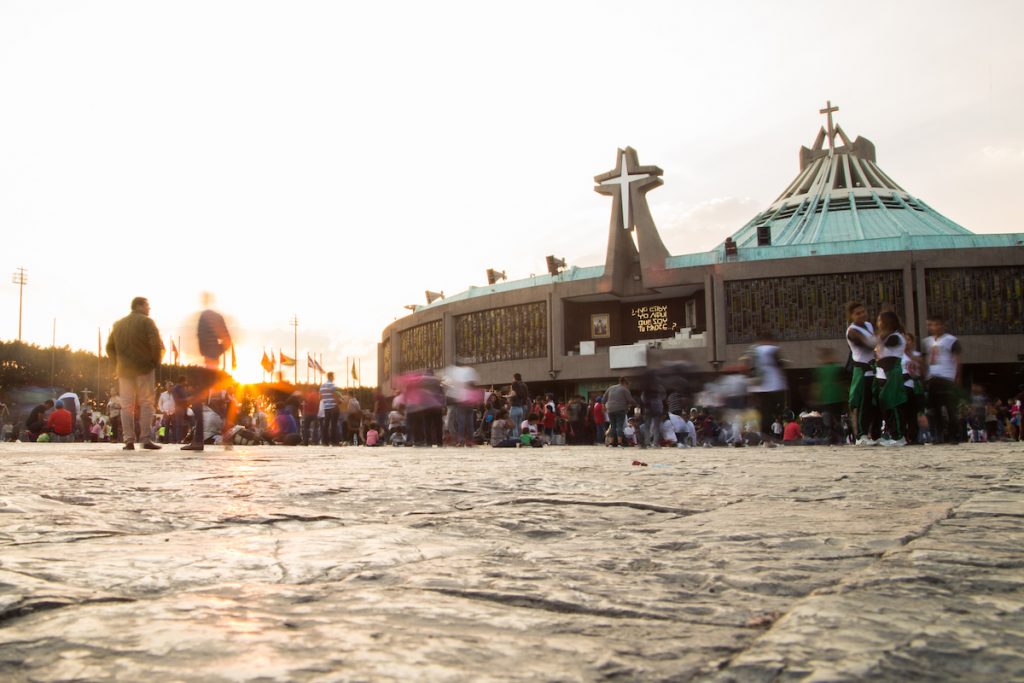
[667,232,1024,269]
[417,113,1023,308]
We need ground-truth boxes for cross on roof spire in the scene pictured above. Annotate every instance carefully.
[819,100,839,154]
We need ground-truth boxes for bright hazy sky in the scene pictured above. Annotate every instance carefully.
[1,1,1022,384]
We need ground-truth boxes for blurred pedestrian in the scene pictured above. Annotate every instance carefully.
[183,293,233,452]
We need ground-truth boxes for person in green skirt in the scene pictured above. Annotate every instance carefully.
[845,302,880,445]
[874,310,908,447]
[814,347,847,444]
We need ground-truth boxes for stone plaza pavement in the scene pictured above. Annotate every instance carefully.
[0,441,1022,682]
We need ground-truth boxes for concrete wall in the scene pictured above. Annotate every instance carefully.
[379,246,1024,394]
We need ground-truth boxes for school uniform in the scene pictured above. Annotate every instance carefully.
[847,321,880,440]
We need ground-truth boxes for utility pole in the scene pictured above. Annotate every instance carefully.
[50,318,56,389]
[11,267,27,342]
[289,314,299,385]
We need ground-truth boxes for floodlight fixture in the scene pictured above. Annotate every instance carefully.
[425,290,445,304]
[486,268,507,285]
[545,255,566,276]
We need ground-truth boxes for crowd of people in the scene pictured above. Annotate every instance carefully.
[3,298,1024,450]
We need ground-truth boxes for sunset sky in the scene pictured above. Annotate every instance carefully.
[1,1,1022,384]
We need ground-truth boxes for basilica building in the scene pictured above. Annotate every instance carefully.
[379,105,1024,399]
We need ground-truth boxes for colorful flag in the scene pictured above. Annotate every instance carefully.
[171,338,180,365]
[314,359,325,374]
[230,343,237,371]
[307,353,315,369]
[261,349,274,373]
[280,351,296,367]
[351,360,358,381]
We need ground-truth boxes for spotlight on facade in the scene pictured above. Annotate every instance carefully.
[486,269,507,285]
[724,237,738,258]
[403,304,418,312]
[546,255,567,276]
[425,290,445,304]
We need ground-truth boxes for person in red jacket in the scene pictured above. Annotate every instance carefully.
[591,397,607,445]
[45,400,75,442]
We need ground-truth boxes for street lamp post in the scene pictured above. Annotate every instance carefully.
[11,267,27,342]
[289,314,299,385]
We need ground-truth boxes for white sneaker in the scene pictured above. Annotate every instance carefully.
[856,436,877,447]
[881,437,906,447]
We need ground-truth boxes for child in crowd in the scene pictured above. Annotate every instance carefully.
[675,412,697,447]
[389,426,407,446]
[623,418,638,446]
[542,404,557,440]
[659,415,678,447]
[490,410,518,448]
[387,406,405,436]
[365,422,381,447]
[520,413,543,447]
[782,412,802,443]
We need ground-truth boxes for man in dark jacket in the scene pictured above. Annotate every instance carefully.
[26,400,54,440]
[106,297,164,451]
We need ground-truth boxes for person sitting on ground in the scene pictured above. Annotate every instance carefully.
[623,418,638,447]
[389,425,407,446]
[669,411,694,447]
[365,422,381,447]
[387,405,405,437]
[490,410,518,448]
[91,419,106,442]
[659,415,679,447]
[45,400,75,443]
[272,405,301,445]
[519,412,543,447]
[782,412,803,444]
[25,400,54,441]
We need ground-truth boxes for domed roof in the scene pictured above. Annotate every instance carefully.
[728,102,972,248]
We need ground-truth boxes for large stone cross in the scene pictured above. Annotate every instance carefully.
[819,100,839,153]
[595,148,663,233]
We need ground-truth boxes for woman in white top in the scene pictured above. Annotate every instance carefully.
[875,311,908,446]
[901,333,924,445]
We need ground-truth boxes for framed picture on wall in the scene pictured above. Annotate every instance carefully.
[591,313,610,339]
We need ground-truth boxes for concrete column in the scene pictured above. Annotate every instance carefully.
[443,313,456,368]
[713,271,727,362]
[389,328,400,390]
[549,290,563,375]
[704,271,716,366]
[914,260,929,342]
[901,262,916,338]
[376,342,383,390]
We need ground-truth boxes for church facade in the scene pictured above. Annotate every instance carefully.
[379,106,1024,399]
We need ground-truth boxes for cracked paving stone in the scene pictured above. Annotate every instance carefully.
[0,441,1022,681]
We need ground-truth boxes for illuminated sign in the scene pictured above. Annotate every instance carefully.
[629,303,680,336]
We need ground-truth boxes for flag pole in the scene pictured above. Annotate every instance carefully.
[96,327,102,401]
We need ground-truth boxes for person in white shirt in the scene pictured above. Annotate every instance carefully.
[845,301,880,446]
[157,382,176,442]
[659,417,678,447]
[746,331,787,436]
[922,314,963,444]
